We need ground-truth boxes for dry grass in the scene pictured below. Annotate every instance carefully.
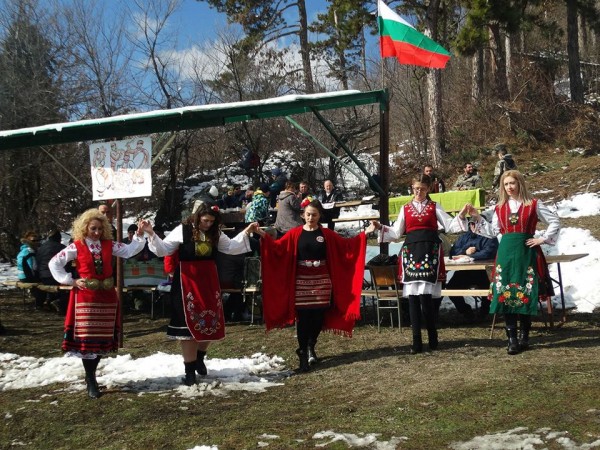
[2,293,600,449]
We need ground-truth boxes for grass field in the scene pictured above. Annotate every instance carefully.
[2,292,600,450]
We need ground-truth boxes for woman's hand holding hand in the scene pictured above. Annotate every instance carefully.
[468,205,481,219]
[75,278,86,289]
[365,220,380,234]
[138,219,154,236]
[245,222,266,237]
[458,204,472,220]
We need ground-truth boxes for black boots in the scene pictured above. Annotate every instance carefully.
[296,348,310,372]
[82,357,101,399]
[308,345,319,365]
[183,361,197,386]
[85,375,100,399]
[410,334,423,354]
[196,351,208,376]
[519,316,531,351]
[506,326,520,355]
[427,328,438,351]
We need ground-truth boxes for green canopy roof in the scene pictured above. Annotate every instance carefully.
[0,90,387,150]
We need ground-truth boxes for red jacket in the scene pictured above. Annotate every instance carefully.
[261,226,366,336]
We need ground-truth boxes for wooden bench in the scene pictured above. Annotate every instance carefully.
[361,289,489,298]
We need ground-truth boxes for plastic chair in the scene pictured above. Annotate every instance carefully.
[367,265,403,332]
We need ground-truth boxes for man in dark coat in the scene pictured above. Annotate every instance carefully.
[36,229,68,313]
[440,220,499,321]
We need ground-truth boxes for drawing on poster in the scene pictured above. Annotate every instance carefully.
[90,137,152,200]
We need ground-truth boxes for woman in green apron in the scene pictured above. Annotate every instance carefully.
[465,170,560,354]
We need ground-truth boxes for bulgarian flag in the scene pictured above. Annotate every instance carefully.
[377,0,451,69]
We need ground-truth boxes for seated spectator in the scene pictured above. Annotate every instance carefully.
[452,163,483,191]
[269,167,288,208]
[437,219,498,321]
[245,183,270,225]
[492,145,517,190]
[299,181,312,200]
[423,164,445,193]
[192,186,220,212]
[36,228,69,314]
[274,181,303,237]
[316,179,344,230]
[16,230,45,309]
[240,186,254,208]
[123,224,138,244]
[222,186,240,209]
[215,251,250,322]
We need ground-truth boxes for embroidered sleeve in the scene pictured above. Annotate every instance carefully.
[378,207,405,243]
[217,230,252,255]
[473,213,499,239]
[437,204,463,233]
[113,235,146,258]
[49,243,77,285]
[147,225,182,257]
[537,201,560,245]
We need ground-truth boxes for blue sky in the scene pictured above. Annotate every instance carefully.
[173,0,333,48]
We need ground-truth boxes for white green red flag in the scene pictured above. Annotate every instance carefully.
[377,0,451,69]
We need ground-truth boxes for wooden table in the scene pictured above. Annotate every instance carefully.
[445,253,589,326]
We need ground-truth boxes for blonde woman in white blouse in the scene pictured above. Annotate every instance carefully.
[464,170,560,355]
[49,209,146,399]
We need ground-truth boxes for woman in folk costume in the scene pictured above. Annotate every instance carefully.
[464,170,560,355]
[253,200,366,372]
[366,174,463,354]
[141,203,260,385]
[49,209,146,399]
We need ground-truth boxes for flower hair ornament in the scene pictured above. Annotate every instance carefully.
[211,205,220,213]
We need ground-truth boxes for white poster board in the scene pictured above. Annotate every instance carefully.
[90,137,152,200]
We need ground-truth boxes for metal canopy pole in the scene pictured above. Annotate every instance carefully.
[284,116,368,185]
[310,108,386,198]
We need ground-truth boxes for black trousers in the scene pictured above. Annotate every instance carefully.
[296,308,326,349]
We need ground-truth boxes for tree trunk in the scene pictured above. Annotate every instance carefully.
[505,32,513,99]
[425,0,445,166]
[567,0,584,103]
[427,70,444,167]
[489,23,509,100]
[297,0,314,93]
[472,48,484,102]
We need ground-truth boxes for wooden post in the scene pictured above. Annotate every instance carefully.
[379,89,390,255]
[115,199,124,348]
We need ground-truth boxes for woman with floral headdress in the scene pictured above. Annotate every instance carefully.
[141,203,261,386]
[462,170,560,355]
[49,209,146,399]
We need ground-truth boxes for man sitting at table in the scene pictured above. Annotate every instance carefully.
[438,218,498,321]
[452,162,483,191]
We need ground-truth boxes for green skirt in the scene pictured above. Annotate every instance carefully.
[490,233,539,316]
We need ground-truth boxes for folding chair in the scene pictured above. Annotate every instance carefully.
[367,265,403,332]
[242,256,262,324]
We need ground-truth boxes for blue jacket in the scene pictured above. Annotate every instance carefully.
[245,191,270,223]
[17,244,38,281]
[450,230,498,261]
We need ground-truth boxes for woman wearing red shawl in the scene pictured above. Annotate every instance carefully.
[254,200,366,372]
[463,170,560,355]
[142,203,260,385]
[49,209,146,399]
[366,175,463,354]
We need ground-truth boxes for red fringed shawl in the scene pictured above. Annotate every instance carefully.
[261,226,366,336]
